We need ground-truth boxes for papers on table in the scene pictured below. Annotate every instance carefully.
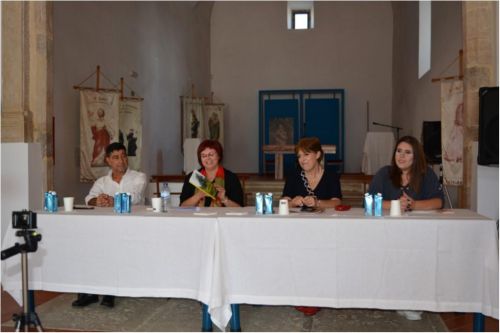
[194,212,217,216]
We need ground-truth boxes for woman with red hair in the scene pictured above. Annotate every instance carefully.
[180,140,244,207]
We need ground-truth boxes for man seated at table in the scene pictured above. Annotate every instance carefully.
[72,142,147,308]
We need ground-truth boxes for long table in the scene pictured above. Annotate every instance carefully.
[2,207,498,330]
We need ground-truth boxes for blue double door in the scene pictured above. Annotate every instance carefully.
[259,89,344,176]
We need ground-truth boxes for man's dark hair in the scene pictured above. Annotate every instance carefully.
[105,142,127,157]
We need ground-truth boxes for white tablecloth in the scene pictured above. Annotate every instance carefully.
[217,210,498,318]
[2,207,498,331]
[1,207,222,324]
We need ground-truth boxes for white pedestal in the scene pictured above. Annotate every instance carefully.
[472,142,499,221]
[183,138,201,174]
[1,143,44,242]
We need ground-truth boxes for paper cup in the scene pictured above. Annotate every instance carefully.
[152,197,162,213]
[278,199,289,215]
[390,200,401,217]
[63,197,74,212]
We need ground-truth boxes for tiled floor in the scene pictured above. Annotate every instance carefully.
[1,289,498,332]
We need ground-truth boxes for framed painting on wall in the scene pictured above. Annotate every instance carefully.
[269,117,294,145]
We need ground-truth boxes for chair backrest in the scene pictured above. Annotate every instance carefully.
[149,175,186,207]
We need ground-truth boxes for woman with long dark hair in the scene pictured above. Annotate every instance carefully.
[369,135,443,212]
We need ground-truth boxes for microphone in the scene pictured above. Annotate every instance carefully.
[372,122,402,130]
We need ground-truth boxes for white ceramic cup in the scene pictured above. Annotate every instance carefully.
[390,200,401,217]
[63,197,74,212]
[152,197,162,213]
[278,199,290,215]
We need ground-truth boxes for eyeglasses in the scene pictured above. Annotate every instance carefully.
[201,152,217,159]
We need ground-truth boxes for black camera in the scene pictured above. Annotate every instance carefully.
[12,210,37,229]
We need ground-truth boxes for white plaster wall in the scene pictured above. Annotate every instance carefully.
[53,2,212,203]
[211,1,393,173]
[392,1,462,138]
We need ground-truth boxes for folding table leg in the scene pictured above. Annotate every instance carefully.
[230,304,241,332]
[201,303,241,332]
[201,303,212,332]
[473,313,485,332]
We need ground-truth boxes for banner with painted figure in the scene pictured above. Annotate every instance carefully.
[204,103,224,145]
[119,99,142,171]
[441,80,464,185]
[182,96,205,142]
[80,90,120,182]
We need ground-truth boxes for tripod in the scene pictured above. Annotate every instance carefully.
[13,250,44,332]
[1,214,44,332]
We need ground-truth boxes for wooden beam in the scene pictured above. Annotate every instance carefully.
[96,65,100,91]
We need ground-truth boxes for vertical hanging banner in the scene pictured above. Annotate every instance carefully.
[182,96,205,143]
[119,99,142,171]
[204,103,225,145]
[80,90,120,182]
[441,80,464,185]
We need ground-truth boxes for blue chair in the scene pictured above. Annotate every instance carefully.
[201,303,241,332]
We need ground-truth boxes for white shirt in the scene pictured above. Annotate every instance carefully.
[85,168,147,205]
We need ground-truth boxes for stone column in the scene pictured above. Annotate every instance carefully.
[1,2,30,142]
[1,1,54,190]
[461,1,497,208]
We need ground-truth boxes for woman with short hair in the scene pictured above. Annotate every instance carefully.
[180,139,243,207]
[282,137,342,209]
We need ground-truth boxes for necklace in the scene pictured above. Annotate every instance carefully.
[302,167,323,193]
[308,167,322,182]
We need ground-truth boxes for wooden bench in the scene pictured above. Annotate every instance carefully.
[150,173,373,208]
[339,173,373,207]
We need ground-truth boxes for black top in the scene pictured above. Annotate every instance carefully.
[368,165,444,204]
[180,168,244,207]
[282,168,342,200]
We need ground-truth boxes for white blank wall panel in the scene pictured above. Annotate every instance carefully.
[477,165,499,222]
[1,143,43,242]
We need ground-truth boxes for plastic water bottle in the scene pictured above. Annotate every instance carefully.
[160,183,171,212]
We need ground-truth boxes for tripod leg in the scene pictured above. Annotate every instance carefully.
[35,312,44,331]
[28,311,44,332]
[13,313,26,332]
[13,315,22,332]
